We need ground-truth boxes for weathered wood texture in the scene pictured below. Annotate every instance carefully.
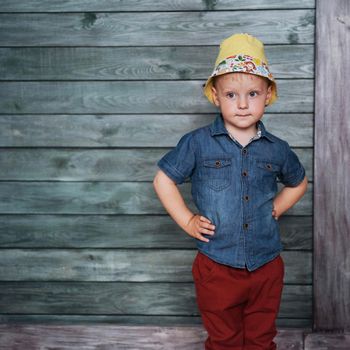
[0,46,314,80]
[0,250,311,283]
[0,2,314,329]
[0,114,313,147]
[0,148,313,180]
[0,315,312,328]
[0,80,313,114]
[0,182,312,215]
[0,325,308,350]
[0,215,312,250]
[304,332,350,349]
[0,11,314,46]
[314,0,350,332]
[0,283,311,318]
[0,0,315,12]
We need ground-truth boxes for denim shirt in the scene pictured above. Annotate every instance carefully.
[157,113,306,271]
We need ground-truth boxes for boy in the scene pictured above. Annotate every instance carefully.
[153,33,308,350]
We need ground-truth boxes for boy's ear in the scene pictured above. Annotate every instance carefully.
[265,84,272,106]
[211,85,220,107]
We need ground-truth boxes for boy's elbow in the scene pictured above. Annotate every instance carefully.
[153,170,163,189]
[299,175,308,193]
[153,169,176,188]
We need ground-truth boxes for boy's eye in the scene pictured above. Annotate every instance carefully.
[226,92,235,98]
[249,91,258,97]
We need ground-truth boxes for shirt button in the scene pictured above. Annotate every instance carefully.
[242,149,247,155]
[244,195,249,201]
[215,160,221,167]
[242,171,248,177]
[243,223,249,230]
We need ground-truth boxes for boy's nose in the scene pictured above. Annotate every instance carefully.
[238,96,248,109]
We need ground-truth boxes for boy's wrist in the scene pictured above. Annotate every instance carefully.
[185,213,196,227]
[186,213,197,227]
[178,212,197,233]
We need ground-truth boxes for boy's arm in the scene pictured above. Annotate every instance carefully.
[153,169,195,231]
[153,169,215,241]
[272,175,308,219]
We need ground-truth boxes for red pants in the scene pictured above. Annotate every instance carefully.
[192,251,284,350]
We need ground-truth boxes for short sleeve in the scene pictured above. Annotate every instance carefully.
[157,132,196,184]
[278,141,306,187]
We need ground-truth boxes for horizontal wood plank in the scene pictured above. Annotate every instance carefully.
[0,215,312,250]
[0,325,307,350]
[0,314,312,328]
[0,182,313,215]
[304,333,350,349]
[0,282,312,318]
[0,45,314,80]
[0,249,311,283]
[0,0,315,12]
[0,11,315,46]
[0,114,313,147]
[0,148,313,181]
[0,80,314,114]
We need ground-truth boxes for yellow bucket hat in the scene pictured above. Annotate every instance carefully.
[203,33,278,106]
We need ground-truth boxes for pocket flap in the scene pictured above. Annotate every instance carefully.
[203,158,232,168]
[256,160,280,172]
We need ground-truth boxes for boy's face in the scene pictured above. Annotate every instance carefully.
[211,72,272,135]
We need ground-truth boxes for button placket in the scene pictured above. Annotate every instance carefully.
[241,146,250,236]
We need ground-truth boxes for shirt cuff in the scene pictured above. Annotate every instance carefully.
[157,158,185,184]
[283,166,306,187]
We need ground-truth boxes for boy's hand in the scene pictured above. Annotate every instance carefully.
[272,205,279,220]
[271,176,308,221]
[185,214,215,242]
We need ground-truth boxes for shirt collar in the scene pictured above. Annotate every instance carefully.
[209,113,275,143]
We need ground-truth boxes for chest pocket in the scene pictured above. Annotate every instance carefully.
[255,160,280,192]
[201,158,232,191]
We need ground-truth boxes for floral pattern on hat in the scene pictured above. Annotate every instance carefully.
[211,54,274,81]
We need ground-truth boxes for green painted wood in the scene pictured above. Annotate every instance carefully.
[0,80,313,114]
[0,1,315,332]
[0,45,314,80]
[0,182,312,215]
[0,114,313,147]
[0,0,315,12]
[0,11,315,46]
[0,215,312,250]
[0,315,312,328]
[0,148,313,181]
[0,325,306,350]
[0,283,312,318]
[0,249,311,284]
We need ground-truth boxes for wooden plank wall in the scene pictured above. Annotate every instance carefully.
[0,0,314,328]
[314,0,350,333]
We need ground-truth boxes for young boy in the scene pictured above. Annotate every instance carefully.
[153,33,308,350]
